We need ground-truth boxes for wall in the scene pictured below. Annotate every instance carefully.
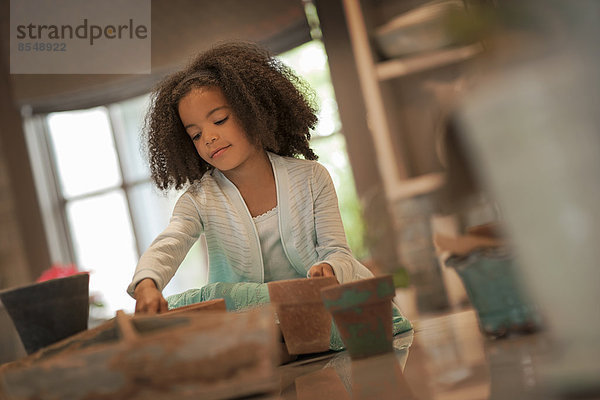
[0,127,30,363]
[1,1,52,288]
[0,140,30,288]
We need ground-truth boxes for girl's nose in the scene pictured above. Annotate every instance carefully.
[205,134,217,145]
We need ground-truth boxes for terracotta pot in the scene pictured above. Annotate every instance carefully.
[0,273,89,354]
[320,275,395,359]
[267,277,337,355]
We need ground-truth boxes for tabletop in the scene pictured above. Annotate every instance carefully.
[0,307,570,400]
[273,308,561,400]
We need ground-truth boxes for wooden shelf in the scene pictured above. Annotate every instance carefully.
[376,43,483,81]
[389,172,446,202]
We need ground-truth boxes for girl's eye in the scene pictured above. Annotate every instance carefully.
[215,116,229,125]
[192,133,202,141]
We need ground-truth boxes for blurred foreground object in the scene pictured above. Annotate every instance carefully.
[0,305,279,399]
[451,1,600,395]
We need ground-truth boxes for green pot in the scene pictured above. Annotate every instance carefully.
[320,275,395,359]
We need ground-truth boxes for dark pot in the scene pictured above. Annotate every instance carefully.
[320,275,395,359]
[0,273,89,354]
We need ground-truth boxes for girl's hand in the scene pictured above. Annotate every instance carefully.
[134,278,169,314]
[308,263,338,282]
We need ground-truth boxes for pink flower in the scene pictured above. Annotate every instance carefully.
[36,264,82,282]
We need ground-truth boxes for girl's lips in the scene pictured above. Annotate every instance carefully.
[211,145,231,159]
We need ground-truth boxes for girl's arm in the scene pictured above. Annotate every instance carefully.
[310,163,368,284]
[127,193,203,297]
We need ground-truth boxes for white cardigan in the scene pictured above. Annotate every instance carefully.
[127,152,373,297]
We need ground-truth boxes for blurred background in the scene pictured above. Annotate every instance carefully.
[1,0,599,391]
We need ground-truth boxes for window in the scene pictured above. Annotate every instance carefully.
[25,39,367,319]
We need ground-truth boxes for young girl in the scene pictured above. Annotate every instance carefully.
[128,41,373,314]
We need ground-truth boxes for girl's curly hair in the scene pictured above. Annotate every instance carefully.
[143,41,319,191]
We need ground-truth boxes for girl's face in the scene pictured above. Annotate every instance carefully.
[178,86,261,172]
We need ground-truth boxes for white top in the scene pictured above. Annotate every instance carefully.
[253,206,304,282]
[127,152,373,297]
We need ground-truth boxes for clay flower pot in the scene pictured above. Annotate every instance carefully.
[267,277,337,355]
[0,273,89,354]
[320,275,395,359]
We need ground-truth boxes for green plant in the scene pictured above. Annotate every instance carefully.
[392,267,411,289]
